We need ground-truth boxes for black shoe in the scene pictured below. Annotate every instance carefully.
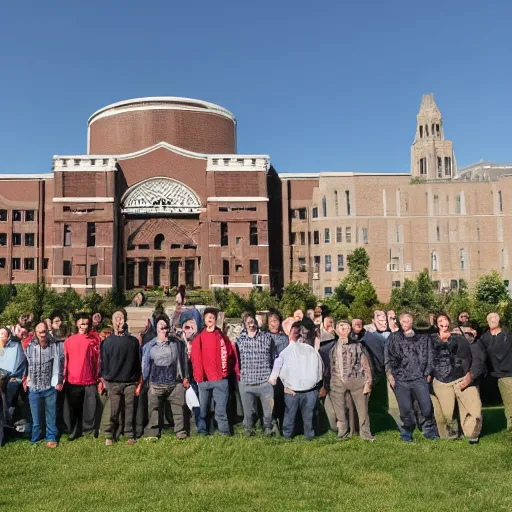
[68,433,80,442]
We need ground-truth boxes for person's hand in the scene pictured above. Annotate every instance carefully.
[135,380,142,396]
[183,378,190,389]
[363,382,372,395]
[318,386,326,398]
[284,387,296,396]
[55,384,63,392]
[97,379,104,395]
[459,372,472,391]
[388,374,395,389]
[427,375,432,383]
[268,377,277,386]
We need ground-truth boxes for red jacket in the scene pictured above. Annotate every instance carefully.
[190,329,239,383]
[64,332,100,386]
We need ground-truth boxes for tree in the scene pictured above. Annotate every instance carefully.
[248,288,279,312]
[279,282,317,318]
[473,271,509,304]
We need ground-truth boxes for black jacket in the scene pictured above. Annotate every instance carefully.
[362,331,388,376]
[100,334,141,382]
[478,330,512,378]
[385,331,433,381]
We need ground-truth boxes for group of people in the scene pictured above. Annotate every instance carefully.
[1,303,511,448]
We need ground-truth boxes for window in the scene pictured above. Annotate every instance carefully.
[324,228,330,244]
[345,227,351,243]
[250,259,259,274]
[24,258,34,271]
[362,228,368,244]
[298,208,307,220]
[249,222,258,245]
[154,233,164,250]
[433,195,439,215]
[12,210,22,222]
[0,258,5,268]
[334,191,339,216]
[25,233,34,247]
[419,126,423,138]
[63,260,72,276]
[0,234,6,246]
[300,232,306,245]
[43,258,49,270]
[64,224,71,247]
[425,125,429,136]
[12,233,21,246]
[437,157,442,178]
[460,249,466,270]
[290,232,297,245]
[12,258,21,270]
[325,255,331,272]
[236,236,243,245]
[456,194,461,214]
[336,227,342,243]
[221,222,228,246]
[170,244,180,249]
[322,196,327,217]
[396,226,401,244]
[436,225,440,242]
[313,231,319,245]
[499,190,503,212]
[390,257,399,271]
[90,264,98,277]
[324,287,333,296]
[419,157,427,175]
[431,251,438,272]
[314,256,320,271]
[0,210,6,222]
[219,207,228,212]
[436,124,440,137]
[345,190,351,216]
[298,257,307,272]
[235,264,243,272]
[444,157,452,176]
[337,254,344,271]
[450,280,458,291]
[25,210,35,222]
[392,281,401,289]
[312,207,318,219]
[87,223,96,247]
[476,221,480,241]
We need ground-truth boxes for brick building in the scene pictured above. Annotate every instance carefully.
[0,97,283,295]
[0,94,510,301]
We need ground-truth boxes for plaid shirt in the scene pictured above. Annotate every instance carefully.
[236,330,275,385]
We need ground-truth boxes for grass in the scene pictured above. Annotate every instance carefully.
[2,407,512,512]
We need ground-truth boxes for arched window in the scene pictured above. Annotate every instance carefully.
[154,234,165,250]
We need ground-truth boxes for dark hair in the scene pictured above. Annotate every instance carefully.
[435,313,451,325]
[178,285,186,301]
[291,321,302,330]
[75,312,91,323]
[50,312,62,321]
[267,312,281,322]
[154,314,171,329]
[203,307,218,319]
[0,326,12,338]
[301,318,316,331]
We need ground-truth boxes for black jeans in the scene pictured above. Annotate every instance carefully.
[65,383,98,437]
[104,381,136,440]
[394,378,437,440]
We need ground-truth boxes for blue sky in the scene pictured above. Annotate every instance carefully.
[1,1,511,174]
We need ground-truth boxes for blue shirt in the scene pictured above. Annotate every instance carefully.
[0,338,26,380]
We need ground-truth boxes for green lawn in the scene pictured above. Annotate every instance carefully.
[2,408,512,512]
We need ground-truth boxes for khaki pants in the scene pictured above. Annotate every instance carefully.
[497,377,512,431]
[432,378,482,439]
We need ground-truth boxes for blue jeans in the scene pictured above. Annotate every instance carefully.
[28,387,58,443]
[239,381,274,431]
[197,379,230,435]
[394,378,437,440]
[283,390,317,440]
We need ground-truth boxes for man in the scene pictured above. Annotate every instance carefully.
[387,311,399,333]
[431,314,484,443]
[321,320,375,441]
[64,313,100,440]
[350,318,365,341]
[0,326,26,425]
[269,319,323,440]
[453,312,478,343]
[190,308,239,436]
[385,312,438,441]
[236,313,275,437]
[100,311,141,446]
[478,312,512,430]
[267,313,289,356]
[320,316,336,345]
[142,315,188,440]
[25,322,63,447]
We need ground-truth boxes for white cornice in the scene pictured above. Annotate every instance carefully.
[117,141,208,161]
[0,173,53,180]
[279,173,320,180]
[207,197,269,202]
[207,155,270,172]
[53,197,114,203]
[88,97,236,125]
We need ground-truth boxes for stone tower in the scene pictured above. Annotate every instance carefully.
[410,93,455,180]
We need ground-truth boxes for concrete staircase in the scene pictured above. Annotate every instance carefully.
[125,307,153,336]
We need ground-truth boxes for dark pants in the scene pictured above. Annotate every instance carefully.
[28,387,58,443]
[239,381,274,431]
[283,390,318,440]
[197,379,229,435]
[65,383,98,437]
[145,383,186,437]
[394,378,437,440]
[104,381,136,440]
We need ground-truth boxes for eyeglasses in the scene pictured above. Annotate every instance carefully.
[183,325,194,330]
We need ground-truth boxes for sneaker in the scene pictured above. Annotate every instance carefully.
[14,419,28,433]
[125,439,137,446]
[176,431,188,440]
[104,439,113,446]
[46,441,58,449]
[263,428,275,437]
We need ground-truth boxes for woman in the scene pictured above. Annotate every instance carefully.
[431,313,484,443]
[320,320,374,441]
